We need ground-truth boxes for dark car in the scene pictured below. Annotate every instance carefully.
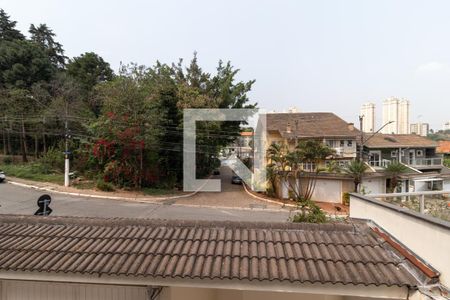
[0,171,5,183]
[231,175,242,184]
[213,169,220,175]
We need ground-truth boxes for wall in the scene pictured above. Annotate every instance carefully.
[277,177,351,203]
[350,194,450,288]
[0,280,147,300]
[361,177,386,194]
[161,287,405,300]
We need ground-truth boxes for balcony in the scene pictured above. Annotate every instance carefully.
[368,159,392,168]
[400,157,442,167]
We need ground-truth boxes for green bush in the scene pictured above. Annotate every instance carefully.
[39,148,64,172]
[342,192,350,206]
[2,157,12,165]
[291,204,327,223]
[96,180,115,192]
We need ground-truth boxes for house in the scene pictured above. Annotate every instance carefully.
[362,134,450,193]
[437,141,450,158]
[0,214,444,300]
[260,112,359,202]
[265,112,358,163]
[222,131,254,159]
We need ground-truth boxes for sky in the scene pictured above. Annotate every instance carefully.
[2,0,450,130]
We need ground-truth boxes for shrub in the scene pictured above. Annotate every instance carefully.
[39,148,64,172]
[342,192,350,206]
[2,157,12,165]
[96,180,115,192]
[291,203,327,223]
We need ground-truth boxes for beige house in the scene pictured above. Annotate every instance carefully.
[0,215,443,300]
[260,112,359,203]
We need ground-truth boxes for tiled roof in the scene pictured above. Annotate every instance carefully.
[0,215,431,287]
[437,141,450,154]
[265,112,359,139]
[364,134,438,148]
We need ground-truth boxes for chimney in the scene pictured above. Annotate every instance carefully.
[348,123,355,131]
[286,122,292,133]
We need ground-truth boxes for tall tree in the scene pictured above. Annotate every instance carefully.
[0,40,54,88]
[0,9,24,41]
[29,24,67,68]
[67,52,114,90]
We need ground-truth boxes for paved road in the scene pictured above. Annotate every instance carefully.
[0,182,291,222]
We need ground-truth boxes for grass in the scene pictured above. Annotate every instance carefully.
[142,187,181,196]
[0,163,63,184]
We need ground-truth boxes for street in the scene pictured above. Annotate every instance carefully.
[0,172,292,222]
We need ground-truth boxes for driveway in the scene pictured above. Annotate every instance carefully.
[173,166,281,209]
[0,181,292,222]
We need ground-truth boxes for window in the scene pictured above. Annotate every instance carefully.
[347,140,353,147]
[416,150,423,156]
[302,162,316,172]
[391,150,397,157]
[340,140,345,147]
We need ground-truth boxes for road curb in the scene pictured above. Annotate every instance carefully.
[6,180,198,202]
[242,183,297,208]
[6,180,295,213]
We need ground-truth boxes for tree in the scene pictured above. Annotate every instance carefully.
[29,24,67,68]
[67,52,114,90]
[344,160,368,192]
[0,9,24,41]
[0,40,54,88]
[384,162,408,193]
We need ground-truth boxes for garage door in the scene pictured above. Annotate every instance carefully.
[1,280,147,300]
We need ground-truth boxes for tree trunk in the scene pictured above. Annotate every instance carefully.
[42,132,47,154]
[34,134,38,159]
[2,118,6,155]
[6,119,12,155]
[20,116,28,163]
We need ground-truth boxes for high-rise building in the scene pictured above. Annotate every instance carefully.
[444,121,450,131]
[381,97,410,134]
[410,123,429,137]
[360,103,375,132]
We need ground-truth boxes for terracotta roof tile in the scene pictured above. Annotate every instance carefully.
[0,215,434,287]
[364,133,438,148]
[265,112,359,138]
[437,141,450,154]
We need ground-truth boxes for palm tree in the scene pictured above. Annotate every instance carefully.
[384,162,408,193]
[344,160,368,192]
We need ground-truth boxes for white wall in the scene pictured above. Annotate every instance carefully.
[0,280,147,300]
[161,287,405,300]
[350,195,450,288]
[361,178,385,194]
[308,178,342,203]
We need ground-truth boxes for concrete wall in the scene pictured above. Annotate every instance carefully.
[361,177,386,194]
[277,177,351,203]
[0,280,147,300]
[161,287,396,300]
[350,194,450,288]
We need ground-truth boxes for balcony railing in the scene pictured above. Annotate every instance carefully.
[400,157,442,166]
[363,190,450,223]
[368,159,392,168]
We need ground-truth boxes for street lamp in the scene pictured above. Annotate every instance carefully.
[358,116,394,161]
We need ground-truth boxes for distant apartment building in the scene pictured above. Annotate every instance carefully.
[444,121,450,131]
[410,122,429,136]
[360,102,375,132]
[381,97,410,134]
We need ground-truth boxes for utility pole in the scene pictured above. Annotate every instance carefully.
[359,115,364,161]
[64,101,70,187]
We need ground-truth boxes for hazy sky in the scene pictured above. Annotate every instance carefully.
[2,0,450,129]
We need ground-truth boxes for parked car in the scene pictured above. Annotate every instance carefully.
[0,171,5,183]
[231,175,242,184]
[213,169,220,175]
